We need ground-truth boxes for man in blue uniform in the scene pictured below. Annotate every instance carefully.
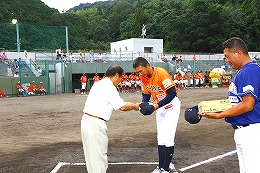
[200,37,260,173]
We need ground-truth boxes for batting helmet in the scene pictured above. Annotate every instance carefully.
[184,105,202,124]
[139,102,154,115]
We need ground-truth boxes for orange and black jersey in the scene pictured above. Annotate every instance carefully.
[140,67,177,104]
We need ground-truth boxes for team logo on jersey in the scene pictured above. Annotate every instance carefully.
[156,93,166,101]
[146,85,163,92]
[228,82,237,95]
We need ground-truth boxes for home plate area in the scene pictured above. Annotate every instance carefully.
[51,162,178,173]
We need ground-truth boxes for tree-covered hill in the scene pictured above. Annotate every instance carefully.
[68,0,136,12]
[0,0,259,53]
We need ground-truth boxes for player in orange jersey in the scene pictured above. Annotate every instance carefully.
[80,73,88,94]
[93,73,100,83]
[133,57,180,173]
[26,84,34,96]
[174,71,182,90]
[122,72,131,92]
[129,72,136,92]
[31,81,37,95]
[189,71,194,87]
[135,73,142,92]
[198,70,205,87]
[0,89,4,98]
[182,72,188,88]
[16,81,25,96]
[38,82,46,95]
[195,71,200,87]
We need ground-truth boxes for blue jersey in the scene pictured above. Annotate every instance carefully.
[225,61,260,125]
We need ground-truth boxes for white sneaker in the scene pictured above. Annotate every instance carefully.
[151,166,161,173]
[169,163,178,173]
[160,168,169,173]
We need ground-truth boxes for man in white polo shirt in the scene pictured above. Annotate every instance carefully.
[81,64,139,173]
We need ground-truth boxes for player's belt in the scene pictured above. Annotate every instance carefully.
[232,124,249,130]
[84,113,106,121]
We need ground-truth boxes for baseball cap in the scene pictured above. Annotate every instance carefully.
[139,102,154,115]
[184,105,202,124]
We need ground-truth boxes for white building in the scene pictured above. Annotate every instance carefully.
[110,38,163,62]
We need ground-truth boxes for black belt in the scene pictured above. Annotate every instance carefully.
[84,113,106,121]
[232,124,249,130]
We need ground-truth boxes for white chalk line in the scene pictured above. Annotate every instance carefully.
[50,162,158,173]
[50,150,237,173]
[179,150,237,172]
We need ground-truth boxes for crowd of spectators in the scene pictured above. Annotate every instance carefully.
[0,52,7,62]
[0,51,27,77]
[55,48,107,63]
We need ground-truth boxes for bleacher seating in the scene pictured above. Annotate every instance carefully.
[0,63,7,76]
[0,60,35,77]
[19,62,35,76]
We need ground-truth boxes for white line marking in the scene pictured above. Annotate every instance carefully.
[179,150,237,172]
[50,150,237,173]
[50,162,158,173]
[50,162,67,173]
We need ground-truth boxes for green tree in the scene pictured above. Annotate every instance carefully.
[240,0,260,50]
[107,1,134,41]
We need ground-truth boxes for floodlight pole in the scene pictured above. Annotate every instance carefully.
[12,19,20,52]
[65,26,69,53]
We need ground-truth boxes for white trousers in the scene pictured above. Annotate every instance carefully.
[156,97,181,146]
[81,115,108,173]
[82,83,86,90]
[234,123,260,173]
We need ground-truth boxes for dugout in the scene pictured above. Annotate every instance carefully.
[72,74,103,93]
[0,76,48,96]
[65,61,174,93]
[0,60,175,96]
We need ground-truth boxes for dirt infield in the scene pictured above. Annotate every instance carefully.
[0,87,239,173]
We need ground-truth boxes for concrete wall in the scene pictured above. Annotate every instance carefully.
[110,38,163,61]
[0,76,48,96]
[65,61,172,93]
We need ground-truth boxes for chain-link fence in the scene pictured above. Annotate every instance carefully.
[0,22,67,51]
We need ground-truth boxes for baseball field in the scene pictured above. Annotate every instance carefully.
[0,87,239,173]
